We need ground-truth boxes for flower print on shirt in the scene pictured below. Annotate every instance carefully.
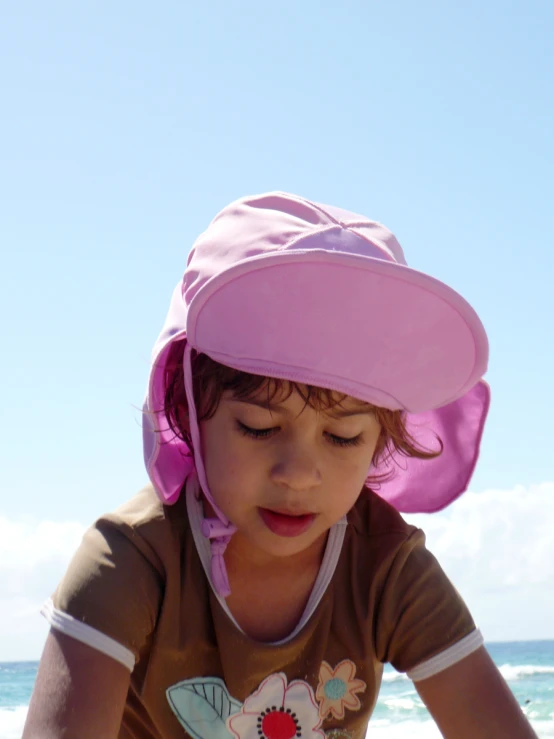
[227,672,325,739]
[316,660,366,720]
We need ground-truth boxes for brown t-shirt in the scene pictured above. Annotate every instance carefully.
[52,484,476,738]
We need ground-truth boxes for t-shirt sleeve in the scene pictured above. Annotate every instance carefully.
[375,529,477,674]
[50,515,164,664]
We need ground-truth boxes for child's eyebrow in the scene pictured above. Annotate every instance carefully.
[231,398,373,418]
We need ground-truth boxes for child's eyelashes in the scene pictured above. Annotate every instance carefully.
[328,433,364,448]
[235,421,363,448]
[236,421,276,440]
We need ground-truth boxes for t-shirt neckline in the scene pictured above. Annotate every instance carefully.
[186,484,347,645]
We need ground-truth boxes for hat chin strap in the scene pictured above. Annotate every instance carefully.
[183,344,237,598]
[200,515,234,597]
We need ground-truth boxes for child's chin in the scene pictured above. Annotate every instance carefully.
[256,528,327,559]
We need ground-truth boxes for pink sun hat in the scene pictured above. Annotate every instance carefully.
[143,191,490,596]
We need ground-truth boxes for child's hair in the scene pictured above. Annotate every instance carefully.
[162,340,442,483]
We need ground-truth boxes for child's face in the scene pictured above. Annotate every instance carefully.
[199,386,381,561]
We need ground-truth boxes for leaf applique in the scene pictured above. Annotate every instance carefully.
[167,676,242,739]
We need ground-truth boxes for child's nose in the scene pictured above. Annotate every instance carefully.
[270,445,322,492]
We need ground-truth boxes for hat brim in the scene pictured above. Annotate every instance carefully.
[186,250,488,413]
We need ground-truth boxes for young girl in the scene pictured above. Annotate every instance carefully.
[24,192,537,738]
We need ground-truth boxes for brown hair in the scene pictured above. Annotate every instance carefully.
[162,340,442,481]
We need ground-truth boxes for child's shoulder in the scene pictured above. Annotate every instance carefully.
[344,489,431,597]
[93,482,190,555]
[63,483,193,590]
[349,486,419,542]
[110,482,182,525]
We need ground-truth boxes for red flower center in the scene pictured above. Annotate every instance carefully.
[260,709,299,739]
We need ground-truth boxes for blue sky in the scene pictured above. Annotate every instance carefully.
[1,1,553,659]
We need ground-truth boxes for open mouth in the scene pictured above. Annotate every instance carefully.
[258,508,316,537]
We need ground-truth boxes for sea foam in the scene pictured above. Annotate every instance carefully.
[499,664,554,681]
[366,719,554,738]
[0,706,28,739]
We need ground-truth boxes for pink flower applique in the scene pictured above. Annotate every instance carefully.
[227,672,325,739]
[316,660,366,720]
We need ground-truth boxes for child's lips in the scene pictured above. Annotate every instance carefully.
[268,507,313,517]
[259,508,316,537]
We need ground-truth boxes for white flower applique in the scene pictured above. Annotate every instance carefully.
[227,672,325,739]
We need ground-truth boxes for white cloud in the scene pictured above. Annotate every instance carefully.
[0,516,86,661]
[404,482,554,641]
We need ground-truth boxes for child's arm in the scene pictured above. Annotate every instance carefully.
[414,646,538,738]
[22,629,130,739]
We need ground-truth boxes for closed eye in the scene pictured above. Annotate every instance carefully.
[327,433,363,448]
[236,421,363,448]
[236,421,277,439]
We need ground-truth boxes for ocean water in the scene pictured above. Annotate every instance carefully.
[2,642,554,738]
[373,641,554,738]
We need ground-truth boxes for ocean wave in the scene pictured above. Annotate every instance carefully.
[383,697,418,710]
[3,705,554,739]
[382,663,554,684]
[499,664,554,681]
[0,706,28,739]
[367,718,442,737]
[365,718,554,738]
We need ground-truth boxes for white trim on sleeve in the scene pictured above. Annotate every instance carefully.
[407,628,484,682]
[41,598,135,672]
